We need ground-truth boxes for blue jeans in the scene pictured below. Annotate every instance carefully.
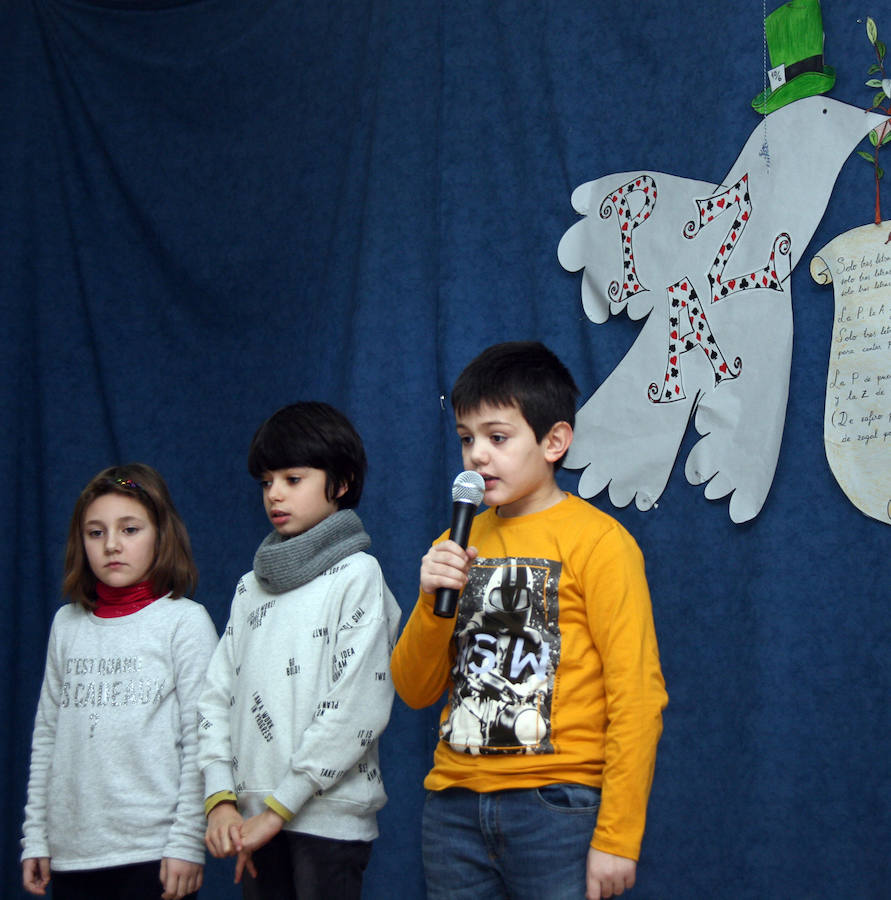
[422,784,601,899]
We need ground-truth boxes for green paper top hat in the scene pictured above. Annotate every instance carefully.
[751,0,836,114]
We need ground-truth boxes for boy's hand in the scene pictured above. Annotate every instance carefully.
[586,848,636,899]
[22,858,51,895]
[205,801,244,858]
[234,850,258,885]
[159,858,203,900]
[420,540,478,595]
[234,807,285,854]
[232,808,284,884]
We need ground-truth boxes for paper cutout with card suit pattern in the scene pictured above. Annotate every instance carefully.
[559,97,885,522]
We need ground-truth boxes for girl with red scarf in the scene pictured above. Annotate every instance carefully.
[21,464,217,900]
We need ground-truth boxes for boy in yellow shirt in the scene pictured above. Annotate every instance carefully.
[391,341,667,900]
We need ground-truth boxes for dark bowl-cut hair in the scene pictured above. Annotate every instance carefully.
[63,463,198,611]
[247,401,367,509]
[451,341,579,469]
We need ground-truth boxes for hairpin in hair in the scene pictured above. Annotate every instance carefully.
[108,477,143,492]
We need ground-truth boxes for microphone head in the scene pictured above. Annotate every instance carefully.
[451,470,485,506]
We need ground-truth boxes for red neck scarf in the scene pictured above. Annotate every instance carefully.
[94,580,159,618]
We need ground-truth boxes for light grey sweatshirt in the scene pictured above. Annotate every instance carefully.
[21,597,219,870]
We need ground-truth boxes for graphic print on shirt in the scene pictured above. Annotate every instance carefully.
[59,653,165,738]
[443,557,561,755]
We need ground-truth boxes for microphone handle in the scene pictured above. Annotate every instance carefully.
[433,499,477,618]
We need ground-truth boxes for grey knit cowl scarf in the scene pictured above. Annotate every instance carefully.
[252,509,371,594]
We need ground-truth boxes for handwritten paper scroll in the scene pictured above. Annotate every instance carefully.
[810,223,891,524]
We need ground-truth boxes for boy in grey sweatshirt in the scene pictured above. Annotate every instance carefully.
[198,402,400,900]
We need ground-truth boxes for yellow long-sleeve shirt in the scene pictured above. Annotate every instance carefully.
[391,494,667,861]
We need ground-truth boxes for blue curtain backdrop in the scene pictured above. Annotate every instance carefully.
[2,1,888,897]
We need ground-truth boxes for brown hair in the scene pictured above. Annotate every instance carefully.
[63,463,198,611]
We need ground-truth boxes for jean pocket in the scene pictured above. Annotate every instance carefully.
[535,782,601,813]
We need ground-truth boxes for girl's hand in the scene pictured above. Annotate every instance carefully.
[420,540,478,595]
[205,801,244,857]
[22,858,51,896]
[160,858,203,900]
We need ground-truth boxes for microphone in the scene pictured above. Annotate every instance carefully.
[434,470,486,618]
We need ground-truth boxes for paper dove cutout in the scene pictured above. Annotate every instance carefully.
[559,97,886,523]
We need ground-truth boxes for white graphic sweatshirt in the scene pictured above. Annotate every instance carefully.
[198,511,400,842]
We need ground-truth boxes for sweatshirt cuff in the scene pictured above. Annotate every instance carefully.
[265,795,295,822]
[202,760,236,801]
[21,844,50,864]
[205,790,238,817]
[271,775,316,819]
[162,840,207,866]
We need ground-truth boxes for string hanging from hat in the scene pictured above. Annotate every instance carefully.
[759,0,772,171]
